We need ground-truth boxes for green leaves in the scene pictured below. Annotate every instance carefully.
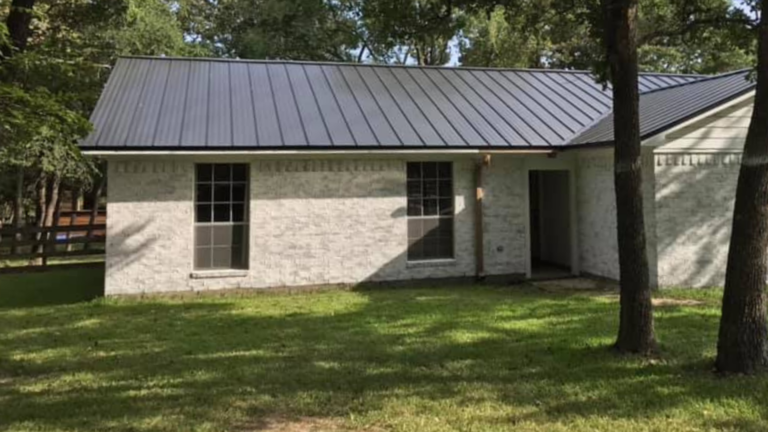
[0,0,201,195]
[459,0,755,74]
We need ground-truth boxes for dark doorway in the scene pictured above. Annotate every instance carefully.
[529,170,572,279]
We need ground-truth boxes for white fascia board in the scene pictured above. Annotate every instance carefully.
[81,148,556,157]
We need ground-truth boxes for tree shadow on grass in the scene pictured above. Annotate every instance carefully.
[0,265,105,309]
[0,287,766,431]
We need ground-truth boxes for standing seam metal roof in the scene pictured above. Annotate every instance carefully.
[82,56,743,150]
[570,69,756,145]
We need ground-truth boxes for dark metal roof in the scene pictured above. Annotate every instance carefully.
[81,56,723,150]
[570,70,755,145]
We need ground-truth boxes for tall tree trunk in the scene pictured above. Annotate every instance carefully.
[1,0,36,58]
[716,3,768,375]
[31,174,47,265]
[84,175,105,251]
[44,175,61,228]
[602,0,656,355]
[11,167,24,255]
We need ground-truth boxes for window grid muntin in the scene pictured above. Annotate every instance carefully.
[407,161,454,261]
[195,163,249,270]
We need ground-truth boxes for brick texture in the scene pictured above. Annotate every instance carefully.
[654,153,740,287]
[106,157,530,294]
[576,148,658,285]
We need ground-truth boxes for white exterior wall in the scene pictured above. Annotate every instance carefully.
[105,156,535,295]
[483,157,528,276]
[575,148,658,285]
[651,97,751,287]
[653,153,740,287]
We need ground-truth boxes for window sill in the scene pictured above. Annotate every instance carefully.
[189,269,249,279]
[406,259,457,269]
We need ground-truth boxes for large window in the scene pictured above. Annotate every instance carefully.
[194,164,249,270]
[407,161,454,261]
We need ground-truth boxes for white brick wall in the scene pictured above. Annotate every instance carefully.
[576,148,658,285]
[106,148,738,294]
[483,157,528,276]
[106,157,539,294]
[654,153,740,287]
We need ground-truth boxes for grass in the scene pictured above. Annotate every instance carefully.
[1,269,767,431]
[0,265,104,308]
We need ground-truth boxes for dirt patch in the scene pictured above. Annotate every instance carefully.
[240,416,383,432]
[652,298,706,307]
[531,277,618,293]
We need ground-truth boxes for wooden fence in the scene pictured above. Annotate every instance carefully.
[0,222,106,265]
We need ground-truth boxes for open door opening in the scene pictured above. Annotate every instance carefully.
[529,170,572,280]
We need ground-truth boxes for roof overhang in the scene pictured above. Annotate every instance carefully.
[640,90,755,147]
[82,147,559,158]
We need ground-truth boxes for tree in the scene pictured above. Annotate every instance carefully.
[199,0,362,61]
[600,0,656,355]
[459,5,550,68]
[716,0,768,375]
[362,0,463,65]
[459,0,753,74]
[1,0,198,246]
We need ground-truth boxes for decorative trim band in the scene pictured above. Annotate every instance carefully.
[255,160,403,173]
[113,161,190,174]
[579,153,743,169]
[655,153,742,167]
[579,154,654,169]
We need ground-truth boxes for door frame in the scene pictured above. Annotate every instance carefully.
[523,156,579,279]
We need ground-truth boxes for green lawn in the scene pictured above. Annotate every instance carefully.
[1,269,766,432]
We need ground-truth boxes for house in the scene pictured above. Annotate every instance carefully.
[80,56,756,295]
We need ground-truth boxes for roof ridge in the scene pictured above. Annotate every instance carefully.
[117,55,703,78]
[638,71,708,78]
[638,68,752,96]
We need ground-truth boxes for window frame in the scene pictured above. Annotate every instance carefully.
[406,161,455,262]
[193,163,250,271]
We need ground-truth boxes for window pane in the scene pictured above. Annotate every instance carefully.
[423,199,438,216]
[197,164,212,182]
[438,180,452,197]
[196,204,212,223]
[231,246,245,268]
[232,204,245,222]
[212,225,232,247]
[214,164,230,182]
[232,164,247,182]
[232,184,246,202]
[423,180,438,198]
[437,162,451,178]
[406,180,422,198]
[214,184,230,202]
[407,219,422,239]
[195,247,212,269]
[407,238,423,261]
[194,163,250,270]
[437,237,453,259]
[422,218,439,240]
[232,225,246,246]
[196,184,212,203]
[423,162,437,179]
[196,226,212,247]
[212,247,231,268]
[439,198,453,216]
[213,204,230,222]
[438,218,453,237]
[407,198,422,217]
[423,238,440,259]
[406,162,421,179]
